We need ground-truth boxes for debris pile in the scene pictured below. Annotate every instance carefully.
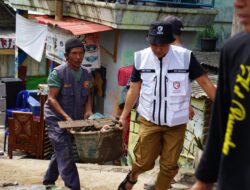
[58,118,124,163]
[71,118,122,132]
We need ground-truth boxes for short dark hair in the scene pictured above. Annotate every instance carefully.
[65,37,85,53]
[163,16,183,35]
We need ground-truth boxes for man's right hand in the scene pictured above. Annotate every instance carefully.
[65,115,72,121]
[189,180,213,190]
[119,116,128,130]
[189,105,195,120]
[63,116,73,132]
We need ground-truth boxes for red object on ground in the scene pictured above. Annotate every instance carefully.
[18,66,27,88]
[123,115,131,156]
[118,65,133,86]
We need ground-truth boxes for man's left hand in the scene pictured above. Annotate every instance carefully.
[84,111,93,119]
[119,116,128,129]
[189,105,195,120]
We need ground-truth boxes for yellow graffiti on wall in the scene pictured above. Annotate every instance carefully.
[222,65,250,155]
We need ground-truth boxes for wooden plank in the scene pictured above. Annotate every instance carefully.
[58,120,94,129]
[55,0,63,21]
[113,29,119,63]
[0,49,15,55]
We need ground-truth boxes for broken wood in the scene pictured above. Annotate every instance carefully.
[58,120,94,129]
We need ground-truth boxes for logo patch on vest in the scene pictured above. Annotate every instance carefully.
[173,81,180,89]
[64,83,72,88]
[83,81,90,88]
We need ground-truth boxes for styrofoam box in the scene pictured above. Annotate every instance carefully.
[0,112,6,126]
[0,98,6,112]
[0,83,6,97]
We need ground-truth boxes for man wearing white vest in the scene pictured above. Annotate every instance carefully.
[117,20,216,190]
[143,16,194,190]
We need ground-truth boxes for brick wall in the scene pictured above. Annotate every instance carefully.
[179,97,213,168]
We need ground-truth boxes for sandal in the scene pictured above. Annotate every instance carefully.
[118,171,137,190]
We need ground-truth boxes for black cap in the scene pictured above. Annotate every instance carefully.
[65,37,85,53]
[164,16,183,35]
[147,21,175,45]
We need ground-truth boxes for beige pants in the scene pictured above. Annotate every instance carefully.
[132,116,186,190]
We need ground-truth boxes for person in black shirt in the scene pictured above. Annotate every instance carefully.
[164,16,183,46]
[117,21,216,190]
[191,0,250,190]
[143,15,196,190]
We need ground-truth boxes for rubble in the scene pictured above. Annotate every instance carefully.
[0,181,18,187]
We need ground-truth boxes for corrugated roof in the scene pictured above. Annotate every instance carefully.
[33,15,113,35]
[193,51,220,69]
[191,74,218,99]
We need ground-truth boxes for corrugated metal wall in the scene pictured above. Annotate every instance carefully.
[0,55,15,77]
[27,55,47,76]
[0,54,47,77]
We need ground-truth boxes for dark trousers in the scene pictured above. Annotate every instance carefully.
[43,125,80,190]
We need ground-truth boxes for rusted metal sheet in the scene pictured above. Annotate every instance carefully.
[191,74,218,99]
[33,15,113,35]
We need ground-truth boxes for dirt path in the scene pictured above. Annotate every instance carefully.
[0,157,152,190]
[0,129,194,190]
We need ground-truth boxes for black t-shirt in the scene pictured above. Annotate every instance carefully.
[195,32,250,190]
[130,52,205,82]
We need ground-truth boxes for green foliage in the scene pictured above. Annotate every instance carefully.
[199,25,218,39]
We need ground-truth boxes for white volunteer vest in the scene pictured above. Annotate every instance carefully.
[134,45,192,127]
